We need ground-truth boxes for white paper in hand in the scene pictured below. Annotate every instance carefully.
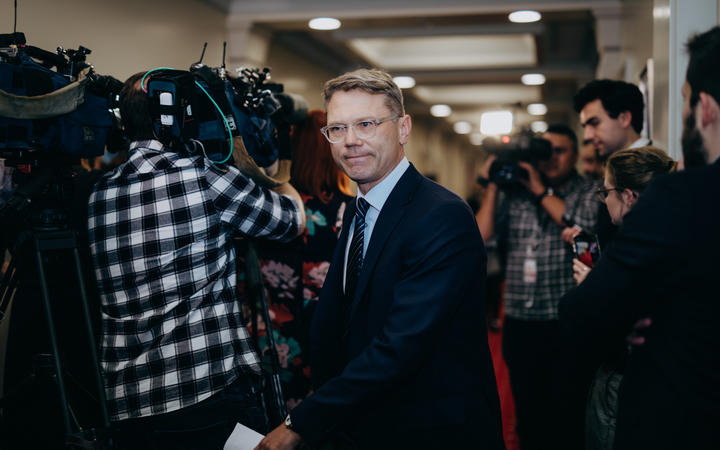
[223,422,265,450]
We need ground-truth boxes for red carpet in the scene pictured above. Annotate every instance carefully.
[488,304,519,450]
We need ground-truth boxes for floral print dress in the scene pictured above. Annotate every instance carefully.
[239,190,351,410]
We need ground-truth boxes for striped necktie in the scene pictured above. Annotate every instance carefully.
[345,197,369,300]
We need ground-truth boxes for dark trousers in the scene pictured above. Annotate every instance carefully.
[113,375,266,450]
[502,317,594,450]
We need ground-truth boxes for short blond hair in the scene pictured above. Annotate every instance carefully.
[322,68,405,116]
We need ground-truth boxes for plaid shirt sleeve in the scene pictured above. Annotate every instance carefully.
[205,163,302,242]
[563,177,603,232]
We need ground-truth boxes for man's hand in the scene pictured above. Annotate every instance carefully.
[517,161,545,197]
[561,225,583,245]
[255,424,303,450]
[479,154,497,180]
[627,317,652,347]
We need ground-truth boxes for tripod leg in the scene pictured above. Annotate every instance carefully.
[34,242,73,436]
[71,247,111,429]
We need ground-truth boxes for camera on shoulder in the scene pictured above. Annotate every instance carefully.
[482,132,552,187]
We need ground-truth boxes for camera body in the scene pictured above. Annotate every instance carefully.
[0,36,115,159]
[143,66,307,167]
[484,133,552,187]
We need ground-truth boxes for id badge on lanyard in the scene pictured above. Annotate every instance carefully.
[523,244,537,284]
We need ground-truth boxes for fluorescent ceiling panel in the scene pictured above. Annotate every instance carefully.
[348,34,536,70]
[414,84,540,106]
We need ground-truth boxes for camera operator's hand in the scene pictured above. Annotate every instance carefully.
[516,161,545,197]
[517,161,569,227]
[479,154,497,181]
[476,155,499,241]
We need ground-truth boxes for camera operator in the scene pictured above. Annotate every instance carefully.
[476,124,600,450]
[87,72,305,450]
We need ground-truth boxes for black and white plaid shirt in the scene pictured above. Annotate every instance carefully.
[88,140,302,421]
[496,172,601,320]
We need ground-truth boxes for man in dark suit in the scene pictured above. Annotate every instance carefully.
[559,26,720,450]
[258,69,504,449]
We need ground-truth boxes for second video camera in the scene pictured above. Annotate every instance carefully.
[484,133,552,187]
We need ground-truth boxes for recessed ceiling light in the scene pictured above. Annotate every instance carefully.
[521,73,546,86]
[509,10,542,23]
[453,121,472,135]
[480,111,513,135]
[392,76,416,89]
[308,17,341,31]
[430,104,452,117]
[527,103,548,116]
[531,121,549,133]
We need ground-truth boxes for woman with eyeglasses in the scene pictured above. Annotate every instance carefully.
[572,145,676,450]
[573,146,677,284]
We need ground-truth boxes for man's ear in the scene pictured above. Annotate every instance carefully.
[618,110,633,129]
[398,114,412,145]
[698,92,719,127]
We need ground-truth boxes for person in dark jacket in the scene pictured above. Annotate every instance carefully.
[559,25,720,450]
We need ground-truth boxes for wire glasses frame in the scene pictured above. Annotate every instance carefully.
[596,187,621,201]
[320,115,400,143]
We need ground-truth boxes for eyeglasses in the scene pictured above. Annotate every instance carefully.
[320,115,400,143]
[596,187,621,201]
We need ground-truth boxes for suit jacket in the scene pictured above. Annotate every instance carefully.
[290,165,504,449]
[559,160,720,450]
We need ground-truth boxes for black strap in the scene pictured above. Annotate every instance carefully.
[241,238,288,427]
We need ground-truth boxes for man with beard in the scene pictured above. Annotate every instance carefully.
[476,124,599,450]
[559,26,720,450]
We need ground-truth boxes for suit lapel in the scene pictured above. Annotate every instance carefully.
[345,165,423,326]
[328,197,356,298]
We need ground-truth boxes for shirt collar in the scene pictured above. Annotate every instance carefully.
[129,140,166,152]
[359,157,410,213]
[629,137,650,149]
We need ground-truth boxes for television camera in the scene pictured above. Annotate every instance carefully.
[0,32,124,450]
[142,43,307,172]
[482,131,553,187]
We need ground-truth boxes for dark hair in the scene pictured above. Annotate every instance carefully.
[573,79,645,134]
[606,146,677,193]
[545,123,578,152]
[290,110,351,202]
[119,72,154,142]
[685,26,720,109]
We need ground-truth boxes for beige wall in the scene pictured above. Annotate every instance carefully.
[264,40,336,112]
[651,0,718,159]
[1,0,488,198]
[619,0,654,82]
[404,117,480,198]
[3,0,227,81]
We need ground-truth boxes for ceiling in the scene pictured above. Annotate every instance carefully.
[205,0,615,143]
